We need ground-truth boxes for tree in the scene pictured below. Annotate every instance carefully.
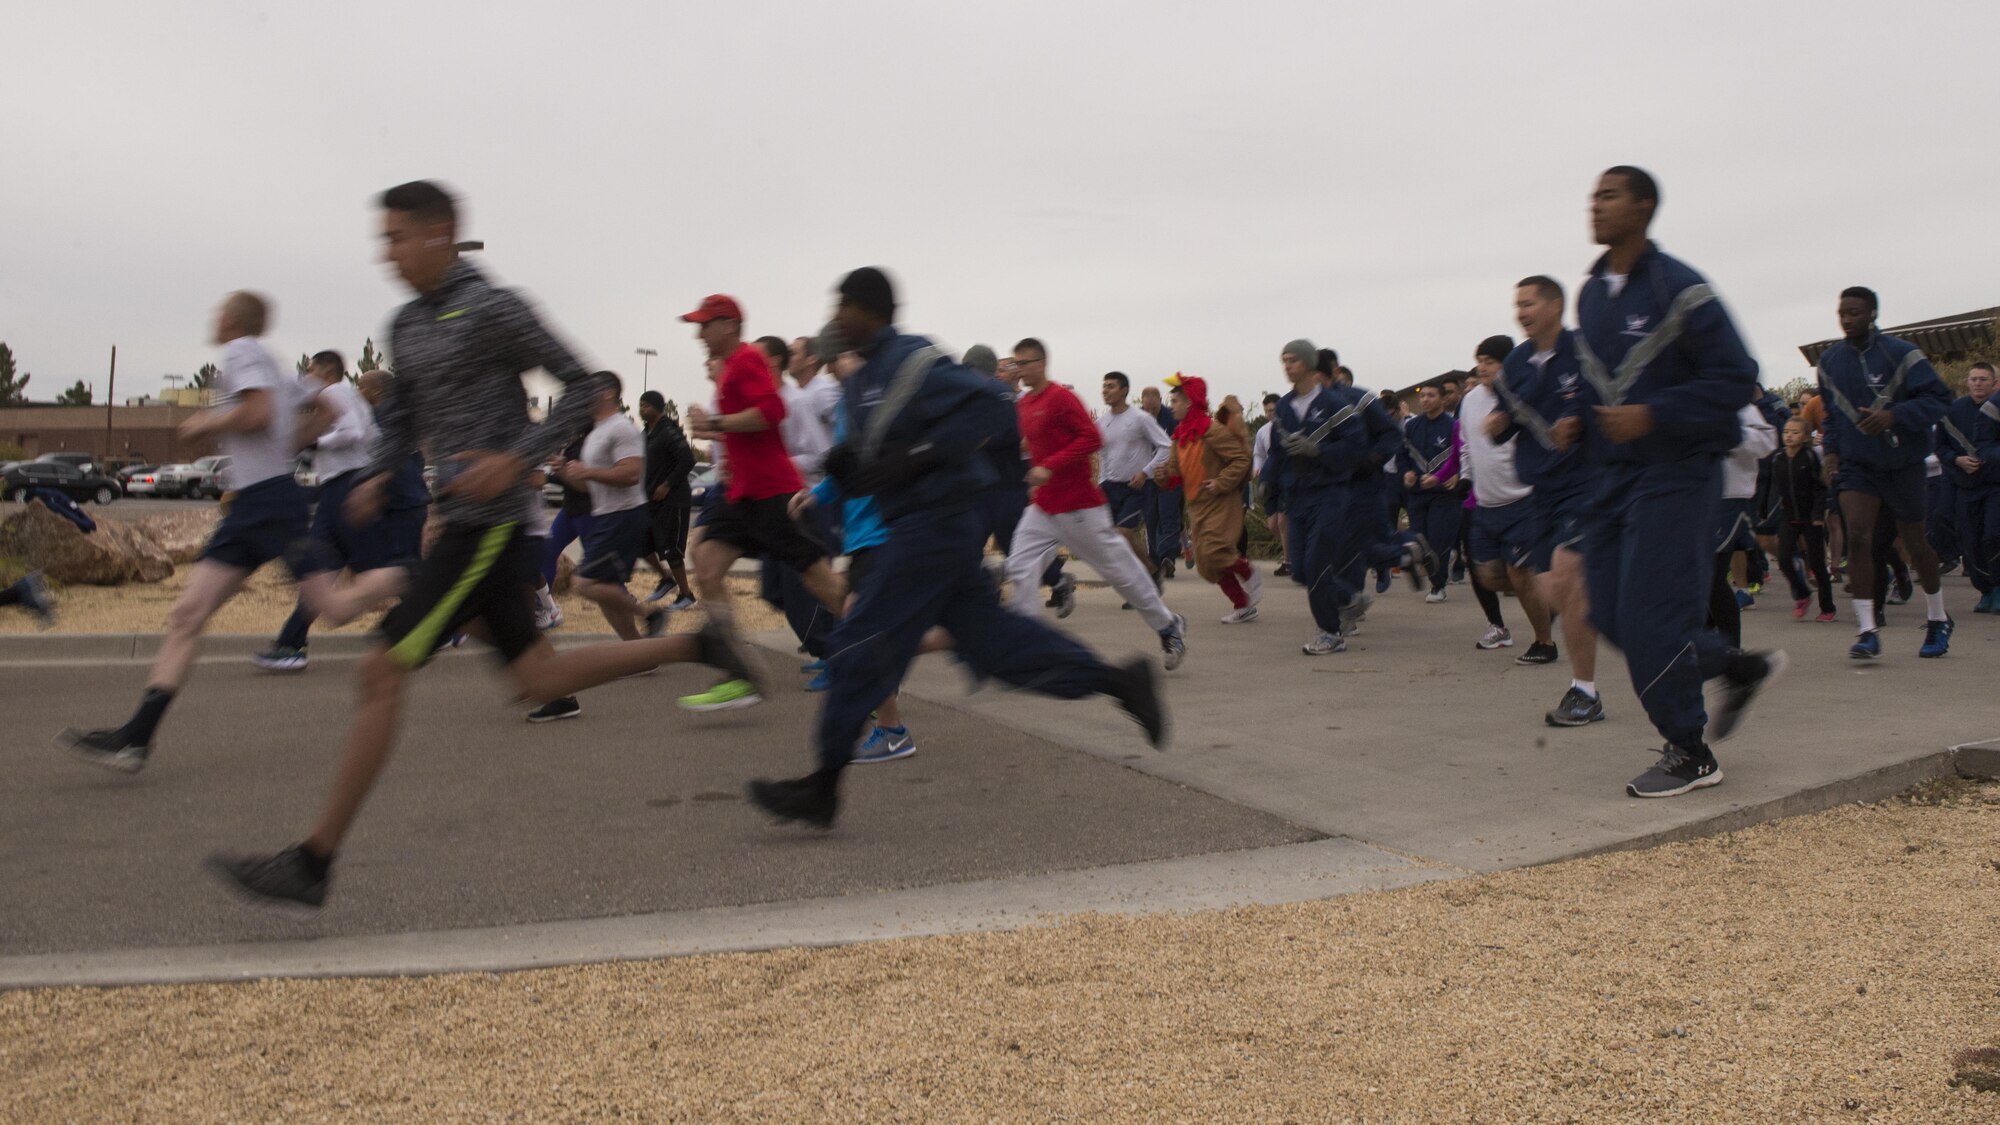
[0,342,32,406]
[191,362,218,389]
[296,354,312,375]
[662,398,678,421]
[56,380,93,406]
[357,337,382,373]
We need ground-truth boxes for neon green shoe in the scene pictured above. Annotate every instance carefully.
[677,678,764,712]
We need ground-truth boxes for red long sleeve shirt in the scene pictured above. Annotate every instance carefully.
[716,342,802,502]
[1017,382,1105,515]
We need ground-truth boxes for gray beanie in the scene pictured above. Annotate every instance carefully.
[963,344,998,377]
[1283,338,1317,365]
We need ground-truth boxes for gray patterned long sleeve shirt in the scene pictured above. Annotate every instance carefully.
[368,259,597,530]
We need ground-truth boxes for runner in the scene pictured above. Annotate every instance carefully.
[1815,285,1954,658]
[746,268,1166,828]
[1167,374,1262,623]
[1491,276,1607,724]
[967,344,1070,610]
[1096,371,1174,586]
[58,291,310,771]
[636,390,696,610]
[680,294,846,710]
[1707,395,1778,648]
[1399,382,1462,603]
[556,371,666,642]
[0,571,55,628]
[207,181,758,905]
[1138,384,1183,580]
[1004,339,1187,669]
[1463,334,1556,659]
[1251,392,1292,576]
[1772,417,1837,621]
[1574,166,1783,798]
[1938,361,2000,613]
[253,358,431,672]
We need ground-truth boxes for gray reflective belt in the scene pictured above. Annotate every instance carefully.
[1492,370,1558,450]
[1302,391,1376,445]
[1575,283,1717,405]
[1941,417,1977,457]
[860,345,943,458]
[1983,399,2000,425]
[1404,434,1451,474]
[1818,346,1923,450]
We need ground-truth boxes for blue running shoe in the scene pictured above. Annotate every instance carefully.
[1918,616,1954,659]
[852,724,916,764]
[1734,588,1755,611]
[805,669,831,692]
[800,658,826,674]
[1848,630,1881,660]
[1976,590,1999,615]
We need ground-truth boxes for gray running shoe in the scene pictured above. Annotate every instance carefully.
[1544,687,1605,727]
[1302,630,1345,656]
[207,845,328,908]
[1627,744,1722,798]
[56,727,150,773]
[1160,614,1188,671]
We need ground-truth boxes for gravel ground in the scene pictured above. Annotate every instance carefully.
[0,563,784,637]
[7,781,1998,1122]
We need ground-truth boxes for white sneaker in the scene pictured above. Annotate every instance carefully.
[1477,624,1513,649]
[1302,630,1345,655]
[1242,565,1265,606]
[1220,605,1259,624]
[1425,589,1447,604]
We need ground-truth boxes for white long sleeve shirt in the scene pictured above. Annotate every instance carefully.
[1459,383,1531,508]
[1095,405,1171,484]
[780,374,841,483]
[1723,404,1777,500]
[310,379,377,480]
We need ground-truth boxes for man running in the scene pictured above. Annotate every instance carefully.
[1491,277,1606,725]
[747,268,1166,828]
[637,390,696,610]
[1462,334,1556,659]
[1139,384,1183,580]
[560,371,666,641]
[1399,382,1462,603]
[1004,339,1187,668]
[1574,166,1783,798]
[680,294,846,710]
[1097,370,1174,584]
[1938,362,2000,613]
[59,291,310,771]
[207,181,757,905]
[1816,286,1955,657]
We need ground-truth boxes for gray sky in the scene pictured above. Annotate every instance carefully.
[6,1,1996,415]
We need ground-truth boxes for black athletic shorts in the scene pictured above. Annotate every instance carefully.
[702,493,825,573]
[650,500,692,564]
[381,523,540,669]
[845,546,880,596]
[201,475,309,575]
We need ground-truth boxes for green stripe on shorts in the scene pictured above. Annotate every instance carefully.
[388,523,516,668]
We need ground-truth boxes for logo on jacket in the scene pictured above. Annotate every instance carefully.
[1623,315,1651,337]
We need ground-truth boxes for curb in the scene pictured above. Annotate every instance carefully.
[0,632,624,662]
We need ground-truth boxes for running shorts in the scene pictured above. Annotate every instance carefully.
[200,474,309,575]
[650,501,692,564]
[380,523,540,669]
[702,494,826,573]
[1099,481,1145,529]
[1532,485,1590,571]
[1835,462,1927,525]
[576,505,651,584]
[1470,498,1544,571]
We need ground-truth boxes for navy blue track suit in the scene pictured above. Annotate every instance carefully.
[1576,243,1760,750]
[814,328,1116,774]
[1494,331,1594,570]
[1397,411,1463,593]
[1143,404,1184,569]
[1816,330,1951,526]
[1260,385,1402,631]
[1938,395,2000,595]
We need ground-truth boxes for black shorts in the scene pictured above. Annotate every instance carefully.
[576,506,651,584]
[381,523,540,669]
[702,493,826,573]
[650,501,692,564]
[1470,499,1544,571]
[200,475,309,575]
[845,546,880,595]
[1100,481,1145,528]
[1836,462,1928,525]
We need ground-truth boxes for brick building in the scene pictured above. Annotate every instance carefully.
[0,404,219,464]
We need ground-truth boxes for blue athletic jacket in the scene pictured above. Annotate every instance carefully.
[1575,243,1759,466]
[1815,331,1949,472]
[1493,331,1593,497]
[1936,394,2000,492]
[811,402,890,552]
[1753,388,1791,431]
[1396,411,1457,482]
[1258,384,1398,514]
[844,327,1015,522]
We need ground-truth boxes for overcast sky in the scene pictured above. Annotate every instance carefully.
[6,1,1996,414]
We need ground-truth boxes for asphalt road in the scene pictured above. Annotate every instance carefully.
[1,643,1313,958]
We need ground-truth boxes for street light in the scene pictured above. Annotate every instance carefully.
[635,347,657,398]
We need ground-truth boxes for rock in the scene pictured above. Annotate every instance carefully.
[133,510,218,565]
[1951,1046,2000,1092]
[0,502,174,585]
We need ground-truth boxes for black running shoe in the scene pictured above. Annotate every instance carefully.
[1627,743,1723,798]
[1544,687,1605,727]
[1707,649,1786,743]
[1515,641,1560,665]
[527,696,582,723]
[1274,563,1292,578]
[1161,558,1176,580]
[1110,657,1168,749]
[644,608,669,638]
[1052,573,1078,619]
[56,727,150,773]
[206,845,329,908]
[747,773,839,829]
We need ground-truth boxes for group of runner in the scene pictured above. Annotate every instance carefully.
[23,166,1996,910]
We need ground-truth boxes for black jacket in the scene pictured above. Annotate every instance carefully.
[645,416,696,505]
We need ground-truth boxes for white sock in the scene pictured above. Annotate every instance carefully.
[1923,589,1947,622]
[1854,599,1877,634]
[537,588,556,614]
[1571,679,1596,698]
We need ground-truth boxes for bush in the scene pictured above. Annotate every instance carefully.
[0,442,25,461]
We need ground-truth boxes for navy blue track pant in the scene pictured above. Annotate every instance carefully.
[1287,486,1362,633]
[760,503,837,659]
[1583,459,1731,748]
[816,506,1113,773]
[1405,490,1464,593]
[1143,479,1184,567]
[1957,487,1998,594]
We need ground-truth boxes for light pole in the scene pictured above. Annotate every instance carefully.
[635,347,657,398]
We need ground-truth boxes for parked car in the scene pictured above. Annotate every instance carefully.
[33,452,102,473]
[2,459,123,504]
[123,467,165,498]
[116,463,158,486]
[688,465,720,507]
[155,456,231,499]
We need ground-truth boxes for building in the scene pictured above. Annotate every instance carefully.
[1798,306,1997,366]
[0,404,218,464]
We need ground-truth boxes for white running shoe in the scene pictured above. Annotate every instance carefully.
[1302,631,1345,655]
[1477,624,1513,649]
[1220,605,1259,624]
[1425,589,1447,604]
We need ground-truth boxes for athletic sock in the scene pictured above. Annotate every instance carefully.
[1571,679,1596,699]
[1854,599,1878,634]
[1922,589,1947,622]
[536,587,557,614]
[119,687,175,746]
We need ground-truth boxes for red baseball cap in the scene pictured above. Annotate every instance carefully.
[680,294,743,323]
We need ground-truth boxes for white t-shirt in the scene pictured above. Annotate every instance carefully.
[581,413,646,514]
[310,379,377,481]
[1095,405,1171,484]
[214,336,300,492]
[1460,383,1530,508]
[780,375,841,483]
[1253,422,1274,476]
